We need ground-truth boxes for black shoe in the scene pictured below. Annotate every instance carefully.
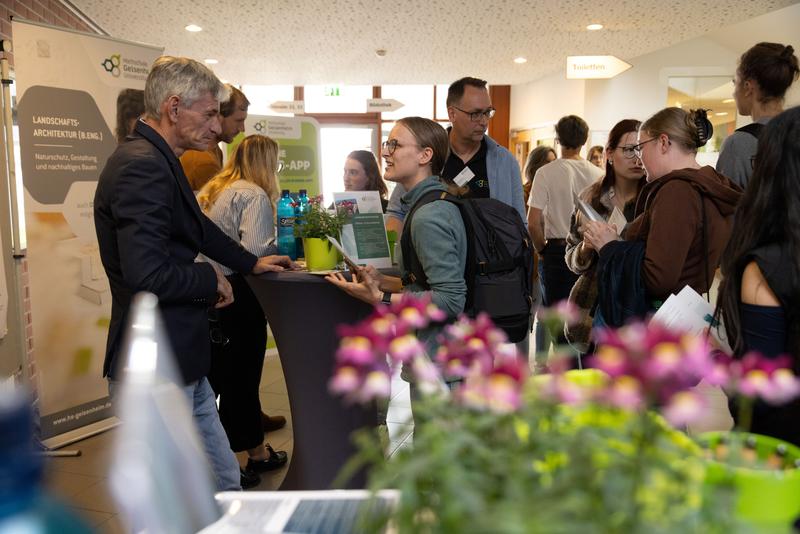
[262,413,287,433]
[240,467,261,489]
[246,444,288,473]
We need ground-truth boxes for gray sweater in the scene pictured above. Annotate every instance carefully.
[716,116,771,189]
[397,176,467,351]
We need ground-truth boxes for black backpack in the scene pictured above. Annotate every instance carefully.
[400,190,534,343]
[736,122,764,140]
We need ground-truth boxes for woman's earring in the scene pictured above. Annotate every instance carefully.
[608,159,614,166]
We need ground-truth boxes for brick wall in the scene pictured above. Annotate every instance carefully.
[1,0,102,67]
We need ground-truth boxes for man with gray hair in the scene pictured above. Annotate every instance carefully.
[94,56,293,491]
[180,85,250,191]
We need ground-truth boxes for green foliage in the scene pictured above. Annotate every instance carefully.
[343,391,749,534]
[294,202,346,239]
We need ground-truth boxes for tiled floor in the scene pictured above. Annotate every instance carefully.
[41,349,414,533]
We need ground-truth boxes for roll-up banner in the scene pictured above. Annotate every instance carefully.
[242,114,322,197]
[12,20,162,445]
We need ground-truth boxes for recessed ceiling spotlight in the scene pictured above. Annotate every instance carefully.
[722,98,734,104]
[586,23,604,31]
[375,49,387,58]
[185,24,202,32]
[204,58,218,64]
[513,57,527,64]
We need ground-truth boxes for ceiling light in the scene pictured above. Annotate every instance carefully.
[220,79,229,84]
[586,23,604,31]
[675,101,682,108]
[185,24,202,32]
[722,98,734,104]
[715,112,728,116]
[513,57,527,64]
[204,58,218,64]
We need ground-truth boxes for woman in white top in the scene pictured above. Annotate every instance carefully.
[197,134,288,487]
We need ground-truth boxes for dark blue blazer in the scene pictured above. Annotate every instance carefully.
[94,120,257,383]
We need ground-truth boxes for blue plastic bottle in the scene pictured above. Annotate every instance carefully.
[277,190,297,260]
[0,389,92,533]
[295,189,310,259]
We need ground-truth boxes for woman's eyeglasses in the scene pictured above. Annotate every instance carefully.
[618,145,638,159]
[381,139,419,155]
[631,137,658,158]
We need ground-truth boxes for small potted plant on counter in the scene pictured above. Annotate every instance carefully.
[294,196,346,271]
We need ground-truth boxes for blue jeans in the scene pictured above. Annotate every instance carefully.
[109,377,241,491]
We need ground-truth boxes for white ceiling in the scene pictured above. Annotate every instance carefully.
[71,0,798,86]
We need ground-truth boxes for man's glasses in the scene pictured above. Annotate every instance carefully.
[381,139,419,155]
[632,137,658,158]
[451,106,496,122]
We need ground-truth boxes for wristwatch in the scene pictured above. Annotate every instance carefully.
[381,292,392,305]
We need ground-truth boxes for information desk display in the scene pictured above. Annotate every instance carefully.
[246,271,378,490]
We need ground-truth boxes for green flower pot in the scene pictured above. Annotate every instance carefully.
[303,237,339,271]
[699,431,800,531]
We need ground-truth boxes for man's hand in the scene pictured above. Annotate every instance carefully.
[214,266,234,308]
[252,255,301,274]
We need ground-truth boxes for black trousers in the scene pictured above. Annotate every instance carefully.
[207,273,267,452]
[541,242,579,307]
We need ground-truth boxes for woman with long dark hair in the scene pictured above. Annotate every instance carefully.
[715,106,800,445]
[564,119,646,351]
[522,145,556,202]
[343,150,389,212]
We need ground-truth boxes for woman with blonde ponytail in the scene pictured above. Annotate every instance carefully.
[198,134,289,488]
[584,108,742,324]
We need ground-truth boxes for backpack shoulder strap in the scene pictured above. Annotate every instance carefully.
[736,122,764,140]
[400,190,459,288]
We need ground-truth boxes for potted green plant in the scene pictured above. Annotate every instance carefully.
[694,353,800,531]
[327,296,766,533]
[294,196,347,271]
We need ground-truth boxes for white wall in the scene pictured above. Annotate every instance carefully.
[510,3,800,133]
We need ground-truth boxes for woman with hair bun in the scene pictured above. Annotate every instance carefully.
[717,42,799,188]
[583,108,742,321]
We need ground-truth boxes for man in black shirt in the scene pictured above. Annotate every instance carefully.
[386,77,525,232]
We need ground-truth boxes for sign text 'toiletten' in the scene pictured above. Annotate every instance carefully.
[566,56,632,80]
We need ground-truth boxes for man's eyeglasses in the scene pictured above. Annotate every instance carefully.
[381,139,419,155]
[632,137,658,158]
[451,106,496,122]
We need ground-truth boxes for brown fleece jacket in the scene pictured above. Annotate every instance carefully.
[623,166,742,300]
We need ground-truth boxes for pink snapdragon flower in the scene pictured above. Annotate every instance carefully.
[457,355,527,414]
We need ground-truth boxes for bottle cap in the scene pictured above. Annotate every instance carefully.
[299,189,307,195]
[281,189,290,196]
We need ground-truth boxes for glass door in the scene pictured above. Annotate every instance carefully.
[319,125,378,205]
